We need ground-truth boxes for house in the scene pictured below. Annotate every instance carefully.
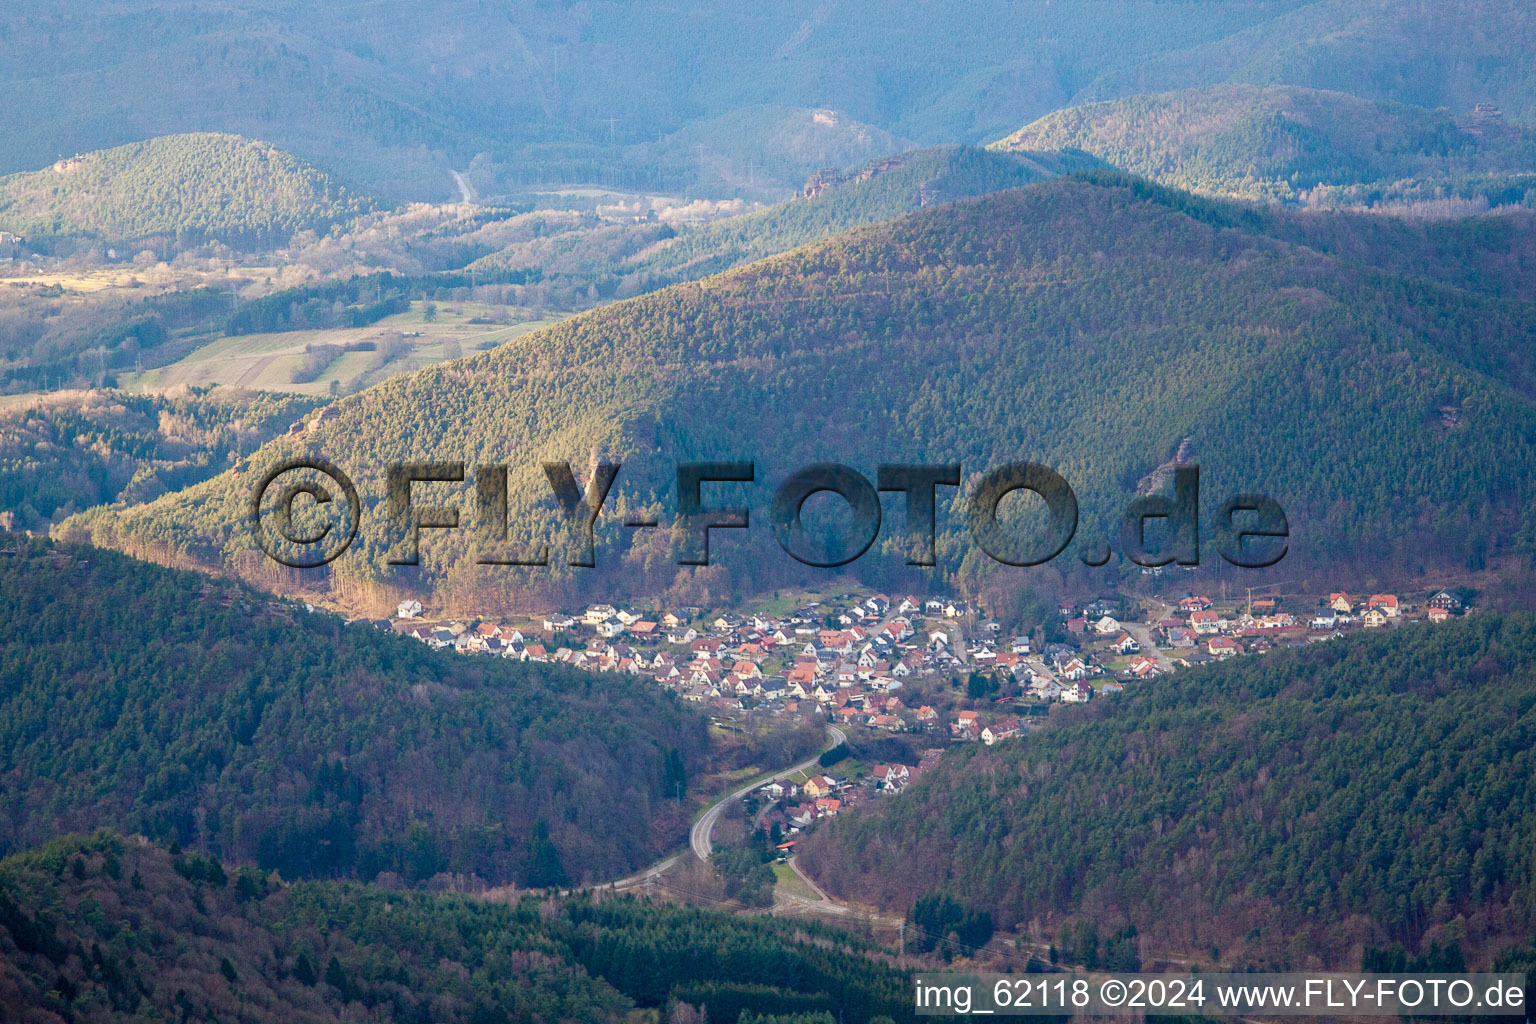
[1428,591,1462,611]
[1060,681,1093,703]
[1310,612,1338,629]
[1111,633,1140,655]
[1128,655,1161,678]
[872,763,910,788]
[1427,607,1450,622]
[1094,615,1121,635]
[1165,626,1196,648]
[582,604,618,625]
[1208,637,1243,658]
[1362,608,1388,628]
[915,705,938,723]
[1058,657,1088,681]
[397,600,424,619]
[982,717,1023,745]
[803,775,838,798]
[1329,593,1353,613]
[1368,594,1400,617]
[1010,636,1031,655]
[951,710,980,738]
[1065,616,1088,635]
[1190,609,1221,635]
[1179,595,1212,612]
[544,614,575,632]
[596,619,626,638]
[814,798,842,817]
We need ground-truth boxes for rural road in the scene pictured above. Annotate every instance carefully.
[541,722,845,896]
[691,724,846,860]
[450,170,477,204]
[1125,600,1175,671]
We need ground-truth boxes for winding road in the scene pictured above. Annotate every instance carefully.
[601,723,846,890]
[691,724,846,861]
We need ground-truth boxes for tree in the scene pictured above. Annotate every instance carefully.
[526,820,568,888]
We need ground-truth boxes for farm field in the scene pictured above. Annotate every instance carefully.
[123,301,567,396]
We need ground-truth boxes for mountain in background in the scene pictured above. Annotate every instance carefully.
[6,1,1533,200]
[470,146,1099,291]
[68,174,1536,609]
[1076,0,1536,124]
[800,613,1536,970]
[0,134,374,249]
[0,540,706,886]
[0,834,915,1023]
[994,85,1536,208]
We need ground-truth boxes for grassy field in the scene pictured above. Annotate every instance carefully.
[770,861,820,902]
[124,301,567,396]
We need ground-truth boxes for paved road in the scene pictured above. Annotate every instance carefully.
[450,169,477,204]
[592,723,844,892]
[1124,600,1175,671]
[690,724,845,861]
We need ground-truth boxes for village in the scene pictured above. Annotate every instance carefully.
[360,582,1474,835]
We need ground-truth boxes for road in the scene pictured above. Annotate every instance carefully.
[691,724,845,860]
[450,169,477,204]
[1124,600,1175,671]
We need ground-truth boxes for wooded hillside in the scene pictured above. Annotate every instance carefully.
[0,540,706,886]
[801,613,1536,969]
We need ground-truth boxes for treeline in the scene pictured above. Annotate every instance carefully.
[0,833,916,1023]
[223,268,539,336]
[0,387,322,530]
[800,613,1536,969]
[0,286,231,393]
[0,540,707,886]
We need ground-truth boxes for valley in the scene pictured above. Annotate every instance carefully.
[5,5,1536,1019]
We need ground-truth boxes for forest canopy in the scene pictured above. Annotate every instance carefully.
[801,613,1536,970]
[0,539,708,887]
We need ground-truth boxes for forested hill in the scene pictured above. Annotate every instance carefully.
[5,2,1535,199]
[617,146,1099,284]
[993,85,1536,208]
[469,145,1098,289]
[0,133,373,248]
[0,834,915,1023]
[800,613,1536,970]
[0,539,706,886]
[72,173,1536,604]
[0,387,324,532]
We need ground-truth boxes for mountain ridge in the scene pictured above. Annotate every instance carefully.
[64,173,1536,607]
[993,84,1536,207]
